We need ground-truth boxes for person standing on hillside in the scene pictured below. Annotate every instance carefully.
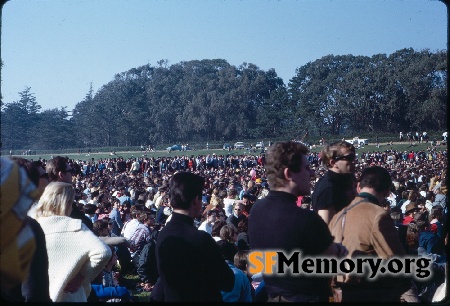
[312,141,357,224]
[248,141,348,302]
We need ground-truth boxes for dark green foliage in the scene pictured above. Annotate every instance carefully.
[1,49,447,150]
[288,49,447,135]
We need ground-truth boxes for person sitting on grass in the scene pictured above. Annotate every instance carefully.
[90,244,134,302]
[216,240,252,302]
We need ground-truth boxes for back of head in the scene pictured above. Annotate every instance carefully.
[234,250,249,270]
[390,207,402,221]
[210,196,223,208]
[237,218,248,233]
[408,190,418,201]
[211,220,227,237]
[36,181,74,217]
[169,172,205,210]
[93,219,109,236]
[265,141,309,189]
[216,239,237,262]
[137,211,148,223]
[359,166,392,193]
[227,188,237,198]
[429,206,443,221]
[83,203,97,214]
[220,224,237,243]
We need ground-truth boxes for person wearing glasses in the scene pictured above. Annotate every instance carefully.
[46,156,94,229]
[46,156,73,184]
[248,141,348,302]
[312,141,357,224]
[227,203,246,229]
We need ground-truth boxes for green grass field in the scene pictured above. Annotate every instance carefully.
[122,273,152,302]
[11,141,446,162]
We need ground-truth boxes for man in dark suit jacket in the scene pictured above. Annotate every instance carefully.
[155,172,234,301]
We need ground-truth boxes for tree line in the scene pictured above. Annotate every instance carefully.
[1,48,446,151]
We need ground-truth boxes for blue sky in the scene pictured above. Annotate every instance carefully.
[2,0,447,111]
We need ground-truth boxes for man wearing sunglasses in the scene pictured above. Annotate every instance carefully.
[227,203,246,229]
[46,156,93,232]
[248,141,348,302]
[46,156,74,184]
[312,141,357,224]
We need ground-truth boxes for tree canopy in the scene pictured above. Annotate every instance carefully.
[1,48,447,150]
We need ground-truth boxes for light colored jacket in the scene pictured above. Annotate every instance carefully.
[328,196,405,260]
[38,216,111,302]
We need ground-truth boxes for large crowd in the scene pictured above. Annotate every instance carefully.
[1,142,447,302]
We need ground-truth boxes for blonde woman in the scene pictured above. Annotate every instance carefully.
[36,182,111,302]
[202,193,224,219]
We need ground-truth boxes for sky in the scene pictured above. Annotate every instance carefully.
[1,0,447,111]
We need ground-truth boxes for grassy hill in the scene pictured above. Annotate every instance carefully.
[10,141,446,162]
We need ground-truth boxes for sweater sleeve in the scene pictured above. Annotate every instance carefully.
[79,226,112,295]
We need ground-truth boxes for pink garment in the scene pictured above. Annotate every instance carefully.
[296,196,303,207]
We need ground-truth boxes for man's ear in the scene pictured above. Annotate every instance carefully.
[329,159,336,169]
[356,182,361,194]
[283,168,292,181]
[58,171,65,180]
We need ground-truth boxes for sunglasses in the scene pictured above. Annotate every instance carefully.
[334,154,356,162]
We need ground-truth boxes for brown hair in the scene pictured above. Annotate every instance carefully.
[265,141,309,189]
[320,141,355,168]
[234,250,249,271]
[46,156,70,182]
[220,224,238,243]
[211,220,227,237]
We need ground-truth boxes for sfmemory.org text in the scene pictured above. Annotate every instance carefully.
[248,251,432,280]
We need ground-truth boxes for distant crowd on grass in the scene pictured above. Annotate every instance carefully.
[1,141,447,302]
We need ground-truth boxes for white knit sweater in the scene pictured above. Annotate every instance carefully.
[37,216,112,302]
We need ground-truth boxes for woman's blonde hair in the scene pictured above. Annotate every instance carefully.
[210,196,223,208]
[36,182,74,218]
